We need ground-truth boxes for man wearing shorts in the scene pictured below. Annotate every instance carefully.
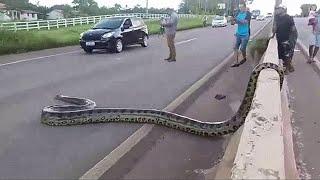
[231,3,251,68]
[308,5,320,63]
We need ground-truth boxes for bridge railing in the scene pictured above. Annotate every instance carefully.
[0,13,201,31]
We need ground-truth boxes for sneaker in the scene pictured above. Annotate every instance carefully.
[167,59,176,62]
[288,65,295,72]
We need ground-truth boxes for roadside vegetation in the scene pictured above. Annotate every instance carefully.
[248,38,270,62]
[0,18,207,55]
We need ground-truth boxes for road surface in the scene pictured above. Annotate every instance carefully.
[290,18,320,179]
[0,21,266,178]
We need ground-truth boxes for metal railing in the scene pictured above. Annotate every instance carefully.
[0,13,200,31]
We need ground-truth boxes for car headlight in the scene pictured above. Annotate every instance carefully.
[80,32,84,39]
[102,32,114,39]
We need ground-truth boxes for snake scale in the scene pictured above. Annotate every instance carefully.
[41,62,284,137]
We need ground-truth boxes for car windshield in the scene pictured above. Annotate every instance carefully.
[93,18,123,29]
[214,16,224,20]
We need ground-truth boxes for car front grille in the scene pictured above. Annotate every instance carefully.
[82,33,102,41]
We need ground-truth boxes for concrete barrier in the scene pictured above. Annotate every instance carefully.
[231,38,285,179]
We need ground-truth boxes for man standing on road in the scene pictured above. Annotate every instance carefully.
[161,9,179,62]
[231,3,251,67]
[272,5,298,74]
[307,5,320,63]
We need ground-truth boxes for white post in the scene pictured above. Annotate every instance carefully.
[37,21,40,29]
[14,22,17,32]
[56,20,59,28]
[80,17,83,25]
[65,19,67,27]
[87,17,89,24]
[47,20,50,30]
[73,18,75,26]
[26,22,29,31]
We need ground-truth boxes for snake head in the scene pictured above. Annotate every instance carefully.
[55,94,64,100]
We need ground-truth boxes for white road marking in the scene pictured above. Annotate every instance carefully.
[175,38,197,45]
[0,38,196,68]
[0,50,81,67]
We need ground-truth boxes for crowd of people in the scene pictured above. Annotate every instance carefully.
[159,4,319,75]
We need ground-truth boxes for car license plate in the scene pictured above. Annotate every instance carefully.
[86,42,95,46]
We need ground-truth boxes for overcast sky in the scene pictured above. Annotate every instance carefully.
[29,0,320,15]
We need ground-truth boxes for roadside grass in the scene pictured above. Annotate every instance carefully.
[0,17,205,55]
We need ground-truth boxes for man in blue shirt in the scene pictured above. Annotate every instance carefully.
[231,3,251,67]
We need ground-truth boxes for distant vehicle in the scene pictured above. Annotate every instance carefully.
[251,10,261,19]
[256,15,265,21]
[79,17,149,53]
[212,16,228,27]
[266,13,273,18]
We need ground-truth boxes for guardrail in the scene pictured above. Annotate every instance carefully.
[0,13,200,31]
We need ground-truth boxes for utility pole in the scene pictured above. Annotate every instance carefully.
[146,0,149,14]
[204,0,207,14]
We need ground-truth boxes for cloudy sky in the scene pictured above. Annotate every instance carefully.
[30,0,320,15]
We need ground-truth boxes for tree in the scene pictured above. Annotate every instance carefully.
[72,0,99,16]
[300,4,316,17]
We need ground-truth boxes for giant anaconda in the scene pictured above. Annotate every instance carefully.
[41,62,284,136]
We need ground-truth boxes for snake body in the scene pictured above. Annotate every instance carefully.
[41,63,284,136]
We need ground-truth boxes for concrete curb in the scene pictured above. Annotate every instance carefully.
[231,38,285,179]
[296,39,320,74]
[79,21,272,180]
[281,79,299,179]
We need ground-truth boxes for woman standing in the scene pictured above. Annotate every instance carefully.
[308,5,320,63]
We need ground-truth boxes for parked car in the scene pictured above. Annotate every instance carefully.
[265,13,273,18]
[256,15,265,21]
[212,16,228,28]
[79,17,149,53]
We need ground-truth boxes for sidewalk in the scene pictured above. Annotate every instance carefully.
[287,50,320,179]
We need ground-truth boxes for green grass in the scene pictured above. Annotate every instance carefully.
[248,38,270,58]
[0,18,204,55]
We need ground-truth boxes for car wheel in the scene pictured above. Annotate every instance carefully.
[84,48,93,54]
[141,35,148,47]
[114,39,123,53]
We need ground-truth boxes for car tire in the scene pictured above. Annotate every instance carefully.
[114,39,123,53]
[84,48,93,54]
[141,35,148,47]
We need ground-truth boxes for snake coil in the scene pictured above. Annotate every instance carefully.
[41,63,284,137]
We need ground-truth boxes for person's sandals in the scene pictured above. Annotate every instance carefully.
[230,63,240,68]
[238,58,247,65]
[231,59,246,68]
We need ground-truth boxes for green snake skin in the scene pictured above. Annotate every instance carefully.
[41,63,284,137]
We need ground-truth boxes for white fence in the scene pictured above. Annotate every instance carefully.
[0,13,200,31]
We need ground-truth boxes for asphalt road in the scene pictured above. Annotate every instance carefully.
[0,21,266,178]
[287,51,320,179]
